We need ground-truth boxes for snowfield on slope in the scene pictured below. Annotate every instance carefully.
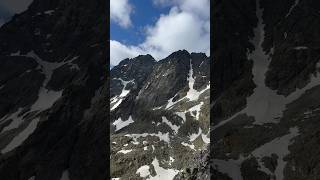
[0,51,69,153]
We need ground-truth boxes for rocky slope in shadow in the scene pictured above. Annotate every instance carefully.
[0,0,107,179]
[212,0,320,179]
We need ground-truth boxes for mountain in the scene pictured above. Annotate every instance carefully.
[110,50,210,179]
[212,0,320,179]
[0,0,107,180]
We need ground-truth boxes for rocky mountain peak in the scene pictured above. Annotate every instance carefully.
[166,49,190,58]
[110,48,210,179]
[112,55,156,78]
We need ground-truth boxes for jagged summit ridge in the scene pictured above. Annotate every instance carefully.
[110,50,210,179]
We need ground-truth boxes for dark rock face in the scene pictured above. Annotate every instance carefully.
[136,50,209,109]
[212,0,257,125]
[110,50,210,179]
[110,54,156,98]
[241,158,270,180]
[47,64,79,91]
[0,56,44,118]
[137,50,191,108]
[262,0,320,95]
[0,0,107,180]
[212,0,320,179]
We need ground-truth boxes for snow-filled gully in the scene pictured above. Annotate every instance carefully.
[213,1,314,180]
[213,0,320,130]
[166,59,209,109]
[110,78,134,111]
[0,51,72,153]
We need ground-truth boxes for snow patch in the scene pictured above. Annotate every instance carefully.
[44,10,55,15]
[188,102,204,120]
[202,133,210,144]
[285,0,300,18]
[244,6,285,125]
[132,141,140,145]
[110,78,134,111]
[136,165,151,178]
[147,158,179,180]
[293,46,308,50]
[110,98,123,111]
[161,116,179,134]
[175,112,186,122]
[189,128,202,142]
[60,170,70,180]
[0,51,65,152]
[185,60,210,102]
[117,149,133,154]
[181,142,195,150]
[31,87,62,111]
[26,51,64,86]
[214,127,299,180]
[165,61,209,109]
[251,127,300,180]
[10,51,21,56]
[1,108,24,133]
[113,116,134,131]
[165,95,183,109]
[1,117,40,153]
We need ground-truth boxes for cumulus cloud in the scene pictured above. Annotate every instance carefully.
[152,0,210,18]
[142,7,209,57]
[110,0,210,66]
[110,40,144,66]
[110,0,133,28]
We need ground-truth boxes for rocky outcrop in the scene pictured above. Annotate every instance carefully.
[262,0,320,95]
[212,0,257,125]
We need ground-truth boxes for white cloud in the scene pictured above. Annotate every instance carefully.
[110,0,133,28]
[177,0,210,19]
[110,40,144,66]
[152,0,173,7]
[152,0,210,19]
[142,7,209,58]
[110,0,210,66]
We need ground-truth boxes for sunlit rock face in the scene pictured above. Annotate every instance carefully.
[212,0,320,180]
[0,0,108,179]
[110,50,210,179]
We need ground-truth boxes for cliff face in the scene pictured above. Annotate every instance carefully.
[0,0,108,180]
[110,50,210,179]
[212,0,257,126]
[212,0,320,179]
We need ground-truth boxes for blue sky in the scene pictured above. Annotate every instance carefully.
[110,0,210,66]
[111,0,170,46]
